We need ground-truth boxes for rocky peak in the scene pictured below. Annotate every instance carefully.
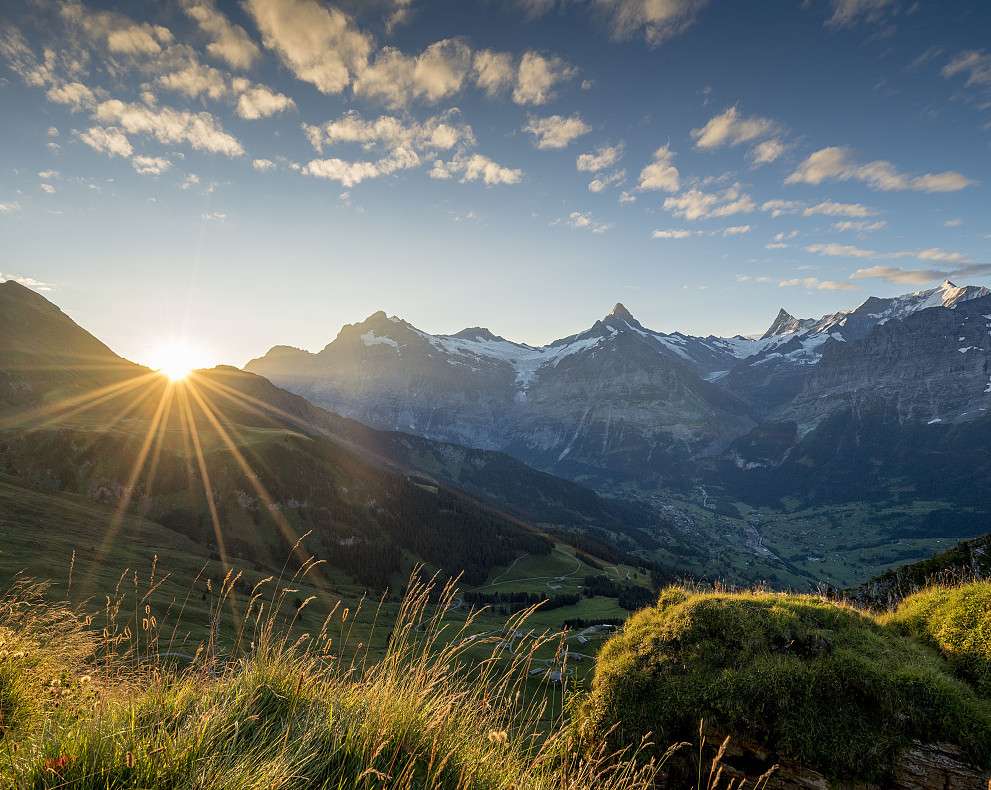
[451,327,502,342]
[608,303,636,323]
[761,308,814,340]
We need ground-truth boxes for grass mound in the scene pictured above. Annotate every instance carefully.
[577,585,991,781]
[0,572,657,790]
[885,581,991,696]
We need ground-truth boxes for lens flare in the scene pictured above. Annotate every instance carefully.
[147,341,210,381]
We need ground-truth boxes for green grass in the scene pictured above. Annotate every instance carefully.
[0,576,659,790]
[885,582,991,696]
[577,584,991,782]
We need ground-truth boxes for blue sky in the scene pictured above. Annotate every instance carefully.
[1,0,990,367]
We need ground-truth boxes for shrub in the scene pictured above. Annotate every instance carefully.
[885,581,991,695]
[577,585,991,782]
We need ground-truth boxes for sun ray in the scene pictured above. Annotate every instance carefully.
[185,379,321,584]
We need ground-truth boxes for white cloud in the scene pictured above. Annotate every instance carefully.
[826,0,893,28]
[0,203,21,214]
[691,106,777,150]
[40,183,56,194]
[852,262,991,285]
[513,51,575,105]
[636,145,679,192]
[803,200,876,218]
[47,127,59,138]
[760,199,804,218]
[76,126,134,157]
[38,170,59,180]
[305,110,475,154]
[736,274,775,284]
[244,0,372,94]
[304,146,420,187]
[663,183,755,220]
[652,229,699,239]
[131,155,171,175]
[354,38,473,109]
[749,138,785,167]
[472,50,514,96]
[158,62,229,100]
[252,158,276,172]
[181,0,261,70]
[524,114,590,149]
[202,211,227,221]
[94,100,244,156]
[588,170,625,192]
[596,0,709,45]
[577,144,623,172]
[786,146,973,192]
[61,2,173,56]
[46,82,96,110]
[430,153,523,185]
[565,210,611,233]
[943,51,991,88]
[944,218,963,227]
[723,224,751,236]
[806,244,970,264]
[235,84,296,119]
[181,173,201,189]
[833,219,886,232]
[780,276,858,291]
[619,191,636,205]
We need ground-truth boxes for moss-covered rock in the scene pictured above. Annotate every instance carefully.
[885,581,991,696]
[577,586,991,782]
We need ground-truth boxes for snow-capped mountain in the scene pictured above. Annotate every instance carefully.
[246,282,991,492]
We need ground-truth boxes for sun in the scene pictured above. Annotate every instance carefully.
[147,340,210,382]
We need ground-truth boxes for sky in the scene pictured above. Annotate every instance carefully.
[1,0,990,368]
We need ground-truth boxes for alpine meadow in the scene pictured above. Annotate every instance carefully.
[2,0,991,787]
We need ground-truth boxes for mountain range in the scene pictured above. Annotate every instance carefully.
[246,280,991,500]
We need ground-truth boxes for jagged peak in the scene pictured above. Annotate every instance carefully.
[761,308,806,339]
[608,302,635,322]
[451,327,503,342]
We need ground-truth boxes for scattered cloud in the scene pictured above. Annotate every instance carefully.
[76,126,134,157]
[652,229,700,239]
[564,210,611,233]
[40,183,56,194]
[93,99,244,156]
[181,173,201,188]
[0,202,22,214]
[760,199,804,218]
[786,146,973,192]
[304,110,474,154]
[736,274,775,284]
[131,155,171,175]
[942,50,991,88]
[852,262,991,285]
[304,147,420,187]
[691,105,777,150]
[235,83,296,119]
[430,152,523,185]
[513,51,576,105]
[596,0,709,45]
[723,224,751,236]
[588,170,625,192]
[825,0,894,28]
[524,114,590,149]
[244,0,372,94]
[577,144,623,172]
[779,276,858,291]
[61,1,173,56]
[181,0,261,70]
[663,183,755,220]
[201,211,227,221]
[618,190,636,205]
[749,138,785,167]
[472,50,514,96]
[806,243,970,264]
[944,217,963,227]
[803,200,877,218]
[833,219,886,232]
[252,158,275,172]
[47,82,96,110]
[354,38,473,109]
[158,62,228,100]
[637,145,680,192]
